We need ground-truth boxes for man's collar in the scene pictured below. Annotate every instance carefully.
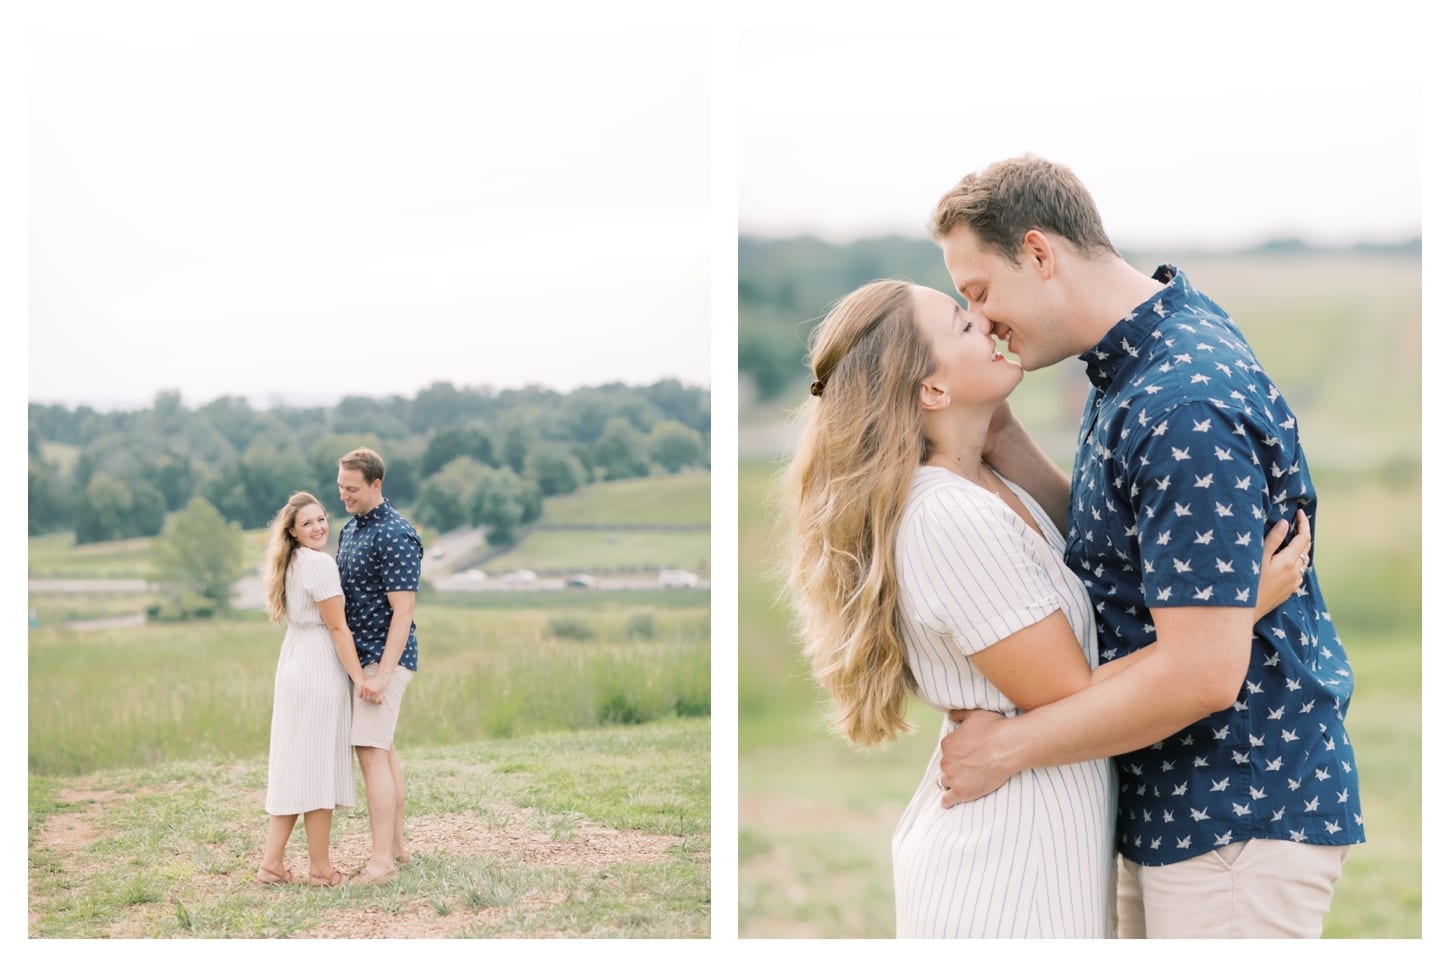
[1079,265,1187,390]
[355,497,390,524]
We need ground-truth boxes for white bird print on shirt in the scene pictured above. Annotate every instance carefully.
[1272,806,1286,822]
[1192,418,1212,433]
[1210,777,1230,792]
[1171,447,1191,461]
[1190,807,1210,821]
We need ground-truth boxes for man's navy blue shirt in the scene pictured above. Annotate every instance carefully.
[1067,265,1364,865]
[337,498,422,672]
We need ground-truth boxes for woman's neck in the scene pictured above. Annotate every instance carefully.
[923,416,997,490]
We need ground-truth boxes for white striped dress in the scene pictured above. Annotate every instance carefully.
[265,546,356,815]
[890,466,1117,938]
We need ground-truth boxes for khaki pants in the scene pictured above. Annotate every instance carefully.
[1117,839,1351,938]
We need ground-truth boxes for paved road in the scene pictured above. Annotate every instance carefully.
[31,525,705,632]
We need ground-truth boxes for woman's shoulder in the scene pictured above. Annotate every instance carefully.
[904,466,1003,521]
[293,546,339,571]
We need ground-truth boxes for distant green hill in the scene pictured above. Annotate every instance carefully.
[28,471,711,581]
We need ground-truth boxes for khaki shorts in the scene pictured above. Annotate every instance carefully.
[1117,838,1351,938]
[351,663,413,750]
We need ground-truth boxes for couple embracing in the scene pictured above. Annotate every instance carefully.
[783,156,1364,938]
[253,447,422,888]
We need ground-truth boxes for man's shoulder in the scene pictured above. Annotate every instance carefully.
[379,503,421,535]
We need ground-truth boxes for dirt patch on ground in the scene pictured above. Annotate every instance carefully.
[32,780,691,939]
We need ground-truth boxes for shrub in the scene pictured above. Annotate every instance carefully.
[548,616,596,640]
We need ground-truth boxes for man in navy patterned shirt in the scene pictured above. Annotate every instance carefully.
[930,156,1362,937]
[336,447,423,885]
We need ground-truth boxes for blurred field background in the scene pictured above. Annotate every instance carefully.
[737,240,1421,938]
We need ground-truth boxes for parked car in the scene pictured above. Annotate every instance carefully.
[565,573,597,589]
[659,568,699,589]
[502,569,538,585]
[454,569,487,589]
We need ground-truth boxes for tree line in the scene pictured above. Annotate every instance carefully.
[28,378,710,547]
[737,233,1422,405]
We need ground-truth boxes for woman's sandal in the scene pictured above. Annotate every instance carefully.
[306,868,345,887]
[254,867,299,886]
[350,865,398,887]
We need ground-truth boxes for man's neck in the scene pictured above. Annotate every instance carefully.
[1073,256,1168,350]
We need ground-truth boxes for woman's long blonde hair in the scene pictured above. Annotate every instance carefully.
[263,491,325,622]
[781,279,937,745]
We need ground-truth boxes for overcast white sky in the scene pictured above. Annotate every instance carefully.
[739,20,1423,249]
[29,25,710,409]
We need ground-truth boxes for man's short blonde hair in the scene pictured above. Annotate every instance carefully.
[929,154,1117,263]
[338,447,386,485]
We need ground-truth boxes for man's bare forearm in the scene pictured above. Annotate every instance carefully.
[991,648,1227,773]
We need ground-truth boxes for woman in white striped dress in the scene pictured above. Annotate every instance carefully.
[781,281,1308,937]
[255,491,376,887]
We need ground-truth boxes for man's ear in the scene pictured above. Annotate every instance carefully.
[1021,229,1056,278]
[919,376,950,411]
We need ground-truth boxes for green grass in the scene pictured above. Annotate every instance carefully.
[738,457,1421,938]
[541,471,709,526]
[422,588,709,612]
[30,602,709,776]
[27,592,156,625]
[27,718,709,938]
[480,529,709,576]
[27,531,159,579]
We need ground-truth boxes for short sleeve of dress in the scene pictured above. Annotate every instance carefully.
[897,484,1060,656]
[299,548,344,603]
[379,524,423,593]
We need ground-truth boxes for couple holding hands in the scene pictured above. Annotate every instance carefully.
[253,447,422,888]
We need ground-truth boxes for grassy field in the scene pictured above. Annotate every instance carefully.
[28,718,709,938]
[541,471,709,526]
[738,457,1422,938]
[29,524,711,937]
[30,599,709,776]
[480,529,710,577]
